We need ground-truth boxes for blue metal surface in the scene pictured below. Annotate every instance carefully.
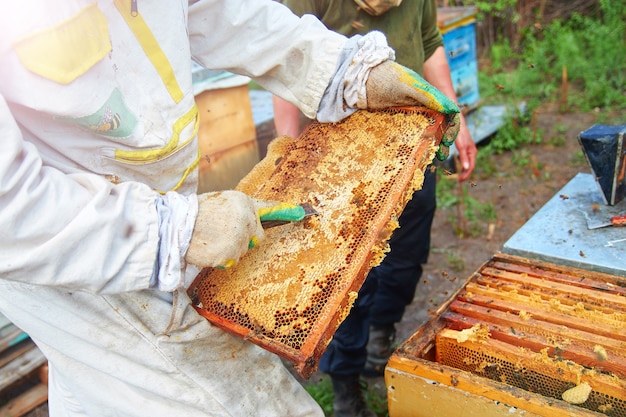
[503,172,626,276]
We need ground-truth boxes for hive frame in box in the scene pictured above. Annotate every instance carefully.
[386,253,626,417]
[189,107,450,378]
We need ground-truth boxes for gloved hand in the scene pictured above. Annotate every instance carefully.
[184,191,305,269]
[364,60,461,159]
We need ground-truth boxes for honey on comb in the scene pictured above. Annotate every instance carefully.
[190,107,448,377]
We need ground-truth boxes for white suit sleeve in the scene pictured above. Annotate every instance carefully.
[188,0,347,119]
[0,95,160,294]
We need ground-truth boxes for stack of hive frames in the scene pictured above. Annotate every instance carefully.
[386,253,626,417]
[189,107,449,378]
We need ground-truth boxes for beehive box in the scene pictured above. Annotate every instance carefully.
[193,68,259,193]
[438,7,480,111]
[0,314,47,417]
[189,107,452,378]
[386,253,626,417]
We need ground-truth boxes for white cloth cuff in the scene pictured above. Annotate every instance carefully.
[345,31,395,108]
[153,192,198,292]
[316,31,394,123]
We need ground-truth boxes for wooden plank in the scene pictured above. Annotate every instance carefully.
[477,268,626,312]
[491,253,626,292]
[0,341,38,370]
[0,328,29,356]
[435,328,626,402]
[390,254,626,416]
[442,311,626,378]
[446,302,626,358]
[489,260,626,296]
[0,383,47,417]
[459,284,626,340]
[0,315,10,332]
[0,347,46,392]
[386,367,543,417]
[387,355,598,417]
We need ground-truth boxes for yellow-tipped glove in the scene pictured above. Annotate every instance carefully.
[185,191,305,269]
[364,60,460,160]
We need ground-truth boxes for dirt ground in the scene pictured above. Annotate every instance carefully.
[13,105,617,417]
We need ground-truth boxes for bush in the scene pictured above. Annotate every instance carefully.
[477,0,625,151]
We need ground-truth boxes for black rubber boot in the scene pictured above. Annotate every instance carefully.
[362,324,396,377]
[330,374,376,417]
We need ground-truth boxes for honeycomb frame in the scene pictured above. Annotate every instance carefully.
[387,253,626,417]
[189,107,450,378]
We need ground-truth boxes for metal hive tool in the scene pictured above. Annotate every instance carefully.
[189,107,450,378]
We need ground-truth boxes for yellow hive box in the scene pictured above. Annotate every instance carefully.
[386,253,626,417]
[194,84,259,193]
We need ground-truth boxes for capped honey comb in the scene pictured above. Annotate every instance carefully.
[189,107,451,377]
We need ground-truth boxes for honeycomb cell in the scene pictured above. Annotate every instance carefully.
[190,107,446,378]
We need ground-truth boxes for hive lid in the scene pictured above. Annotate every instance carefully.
[189,107,451,377]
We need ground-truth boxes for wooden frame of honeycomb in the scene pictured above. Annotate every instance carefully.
[189,107,450,378]
[386,253,626,417]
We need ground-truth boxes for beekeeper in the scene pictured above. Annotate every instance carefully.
[0,1,459,416]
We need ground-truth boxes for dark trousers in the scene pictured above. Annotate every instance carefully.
[319,168,436,376]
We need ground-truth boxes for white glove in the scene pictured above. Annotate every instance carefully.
[363,60,459,114]
[317,31,460,160]
[185,191,305,269]
[365,60,461,160]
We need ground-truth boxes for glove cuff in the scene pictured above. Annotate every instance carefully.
[317,31,394,123]
[345,31,395,109]
[153,192,198,291]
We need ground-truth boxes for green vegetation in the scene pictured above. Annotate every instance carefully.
[437,0,625,243]
[305,375,389,417]
[304,376,334,415]
[436,170,496,239]
[479,0,625,152]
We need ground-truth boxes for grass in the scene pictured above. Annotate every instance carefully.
[304,375,389,417]
[435,0,625,240]
[436,168,496,240]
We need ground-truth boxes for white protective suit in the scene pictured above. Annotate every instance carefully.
[0,1,349,415]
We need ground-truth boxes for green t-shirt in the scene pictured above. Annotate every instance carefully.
[280,0,443,75]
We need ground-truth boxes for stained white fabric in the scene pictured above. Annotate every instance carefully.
[155,192,198,291]
[317,31,395,122]
[0,0,351,415]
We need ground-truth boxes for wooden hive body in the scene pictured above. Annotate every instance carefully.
[386,253,626,417]
[189,108,449,377]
